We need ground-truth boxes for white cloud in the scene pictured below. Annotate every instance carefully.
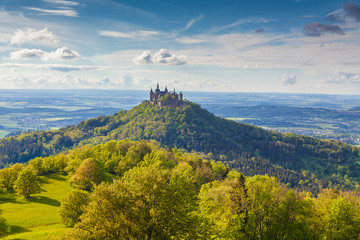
[277,73,297,86]
[10,28,59,45]
[43,47,81,60]
[10,47,81,61]
[26,7,78,17]
[42,0,79,6]
[118,75,134,85]
[321,72,360,85]
[98,30,160,39]
[10,49,46,59]
[133,49,186,65]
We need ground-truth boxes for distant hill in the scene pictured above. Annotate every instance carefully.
[0,101,359,192]
[350,106,360,111]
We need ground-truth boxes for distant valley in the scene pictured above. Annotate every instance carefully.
[1,89,360,146]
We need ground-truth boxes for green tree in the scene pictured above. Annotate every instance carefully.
[314,189,360,240]
[198,179,236,237]
[71,163,208,239]
[71,158,105,190]
[0,163,24,190]
[325,197,359,240]
[14,167,40,199]
[59,189,91,227]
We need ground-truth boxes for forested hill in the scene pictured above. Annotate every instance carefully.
[0,101,359,192]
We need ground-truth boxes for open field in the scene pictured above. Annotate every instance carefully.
[1,174,73,240]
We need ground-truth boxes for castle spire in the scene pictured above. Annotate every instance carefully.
[165,86,168,93]
[156,83,159,90]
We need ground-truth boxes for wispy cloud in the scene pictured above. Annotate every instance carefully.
[42,0,79,6]
[10,28,59,45]
[175,37,208,44]
[133,49,186,65]
[26,7,78,17]
[184,15,204,31]
[211,17,275,33]
[98,30,161,39]
[0,63,103,72]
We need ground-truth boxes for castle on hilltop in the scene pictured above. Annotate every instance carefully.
[150,84,184,107]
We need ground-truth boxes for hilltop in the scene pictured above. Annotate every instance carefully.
[0,101,359,192]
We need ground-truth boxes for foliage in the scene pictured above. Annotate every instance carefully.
[59,189,90,227]
[71,163,209,239]
[71,158,105,190]
[14,167,41,199]
[0,163,24,190]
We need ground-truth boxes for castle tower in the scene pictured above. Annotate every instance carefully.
[150,88,154,102]
[165,86,168,93]
[179,92,183,101]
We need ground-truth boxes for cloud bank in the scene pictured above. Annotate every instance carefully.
[133,49,186,65]
[322,72,360,85]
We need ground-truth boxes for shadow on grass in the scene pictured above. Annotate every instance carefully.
[38,177,50,184]
[0,196,27,205]
[6,225,30,238]
[29,196,60,207]
[46,173,67,181]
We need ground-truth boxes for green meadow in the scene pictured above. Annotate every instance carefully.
[1,174,72,240]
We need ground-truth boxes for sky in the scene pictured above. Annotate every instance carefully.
[1,0,360,94]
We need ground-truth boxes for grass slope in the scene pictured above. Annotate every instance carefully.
[1,174,72,240]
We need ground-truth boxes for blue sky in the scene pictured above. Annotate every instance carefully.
[1,0,360,94]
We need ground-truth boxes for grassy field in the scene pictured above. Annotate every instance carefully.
[0,174,73,240]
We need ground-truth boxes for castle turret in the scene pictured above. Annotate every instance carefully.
[150,88,154,102]
[179,92,183,101]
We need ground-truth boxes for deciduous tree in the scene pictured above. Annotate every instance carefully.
[14,167,40,199]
